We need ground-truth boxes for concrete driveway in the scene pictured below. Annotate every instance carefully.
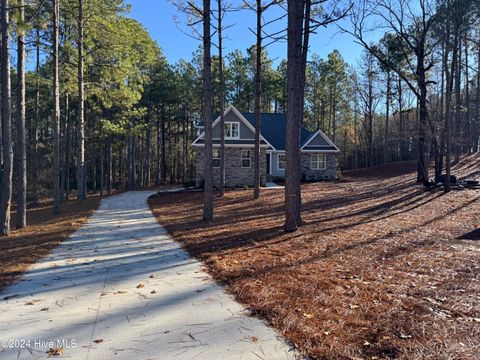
[0,191,297,360]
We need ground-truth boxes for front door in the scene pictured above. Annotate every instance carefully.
[266,153,271,175]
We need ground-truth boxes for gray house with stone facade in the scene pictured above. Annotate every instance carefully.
[192,105,340,188]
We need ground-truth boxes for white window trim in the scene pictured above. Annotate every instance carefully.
[241,150,251,168]
[277,154,286,171]
[310,153,326,170]
[225,121,240,140]
[191,106,277,151]
[212,149,221,168]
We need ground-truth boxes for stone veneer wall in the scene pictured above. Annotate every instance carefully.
[195,148,266,188]
[301,153,338,181]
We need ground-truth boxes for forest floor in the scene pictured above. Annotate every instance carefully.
[0,196,102,291]
[149,154,480,360]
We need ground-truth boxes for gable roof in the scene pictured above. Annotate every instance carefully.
[301,129,340,152]
[241,113,313,151]
[193,106,339,152]
[192,106,274,149]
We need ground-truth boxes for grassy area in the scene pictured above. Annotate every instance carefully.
[149,154,480,360]
[0,196,102,292]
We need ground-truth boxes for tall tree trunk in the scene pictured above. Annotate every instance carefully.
[169,127,175,184]
[368,72,374,167]
[284,0,304,232]
[0,0,12,235]
[0,29,2,166]
[444,3,457,193]
[155,111,161,185]
[475,39,480,152]
[106,136,112,195]
[127,131,134,190]
[161,108,167,182]
[454,39,462,164]
[437,41,446,183]
[353,97,359,168]
[60,93,66,203]
[295,0,311,226]
[99,142,104,196]
[91,144,97,193]
[253,0,262,199]
[76,0,86,201]
[218,0,226,197]
[64,93,70,200]
[144,126,151,186]
[464,35,471,154]
[15,0,26,228]
[202,0,214,221]
[31,27,40,205]
[398,78,405,161]
[52,0,61,214]
[118,145,123,187]
[332,100,337,142]
[416,51,429,183]
[182,109,188,182]
[384,70,391,164]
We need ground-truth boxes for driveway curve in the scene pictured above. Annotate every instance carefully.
[0,191,297,360]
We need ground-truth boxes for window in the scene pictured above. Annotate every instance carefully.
[277,154,286,170]
[225,122,240,139]
[212,149,220,168]
[241,150,251,168]
[311,154,326,170]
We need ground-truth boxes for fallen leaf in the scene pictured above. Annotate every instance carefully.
[40,307,49,312]
[25,299,41,306]
[93,339,103,344]
[303,313,314,319]
[349,304,360,310]
[114,291,127,295]
[251,336,259,342]
[46,347,64,356]
[136,283,145,289]
[382,336,391,340]
[323,331,331,336]
[150,290,157,294]
[149,275,155,278]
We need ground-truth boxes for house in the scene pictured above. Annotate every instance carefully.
[192,105,340,188]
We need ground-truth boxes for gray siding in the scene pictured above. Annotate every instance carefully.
[270,152,285,178]
[306,132,330,146]
[195,148,266,188]
[212,111,254,140]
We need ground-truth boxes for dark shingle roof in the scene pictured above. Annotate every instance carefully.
[200,110,332,151]
[241,112,313,151]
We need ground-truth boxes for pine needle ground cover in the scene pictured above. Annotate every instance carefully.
[0,197,101,291]
[149,155,480,360]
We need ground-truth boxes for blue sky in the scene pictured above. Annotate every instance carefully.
[126,0,372,68]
